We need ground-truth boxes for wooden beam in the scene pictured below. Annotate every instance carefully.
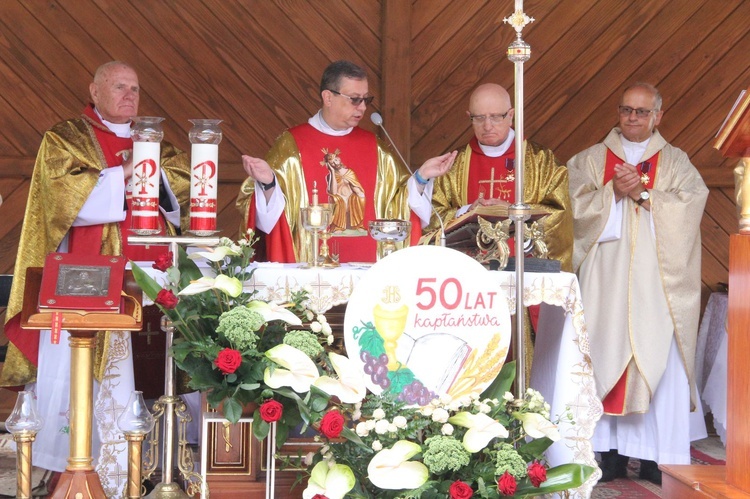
[381,0,412,165]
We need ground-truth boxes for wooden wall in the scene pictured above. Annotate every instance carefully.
[0,0,747,322]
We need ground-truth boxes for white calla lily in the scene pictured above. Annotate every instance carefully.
[178,275,243,297]
[448,411,509,453]
[264,344,319,393]
[302,462,355,499]
[514,411,561,441]
[188,245,241,262]
[246,300,302,326]
[313,352,367,403]
[367,440,429,490]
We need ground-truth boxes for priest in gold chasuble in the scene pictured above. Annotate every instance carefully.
[568,83,707,478]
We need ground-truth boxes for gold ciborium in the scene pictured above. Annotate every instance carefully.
[372,303,409,371]
[368,219,411,260]
[301,203,332,268]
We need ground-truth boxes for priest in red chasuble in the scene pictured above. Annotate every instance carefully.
[568,83,708,484]
[424,83,573,272]
[236,60,456,264]
[0,61,190,495]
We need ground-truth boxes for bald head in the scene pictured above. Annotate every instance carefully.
[89,61,140,124]
[468,83,514,147]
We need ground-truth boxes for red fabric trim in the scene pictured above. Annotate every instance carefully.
[603,149,659,188]
[602,371,628,415]
[4,314,40,368]
[248,199,297,263]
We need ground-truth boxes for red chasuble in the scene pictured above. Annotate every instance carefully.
[601,148,660,415]
[467,137,517,203]
[255,124,420,263]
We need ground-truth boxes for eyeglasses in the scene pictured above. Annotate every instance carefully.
[327,89,374,106]
[618,106,656,118]
[469,111,511,124]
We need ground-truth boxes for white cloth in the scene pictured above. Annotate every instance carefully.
[591,337,707,464]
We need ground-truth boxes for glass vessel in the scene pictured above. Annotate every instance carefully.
[369,219,412,260]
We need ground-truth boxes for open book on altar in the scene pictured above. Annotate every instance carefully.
[396,332,472,394]
[434,204,549,252]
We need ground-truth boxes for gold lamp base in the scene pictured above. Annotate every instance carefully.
[145,481,191,499]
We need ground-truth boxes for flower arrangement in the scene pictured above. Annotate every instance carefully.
[131,231,594,497]
[297,362,594,498]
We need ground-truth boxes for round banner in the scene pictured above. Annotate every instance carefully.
[343,245,511,405]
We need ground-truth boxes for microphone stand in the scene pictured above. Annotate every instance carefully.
[371,114,446,247]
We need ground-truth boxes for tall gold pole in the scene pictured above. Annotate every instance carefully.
[504,1,534,398]
[125,433,147,499]
[13,432,36,499]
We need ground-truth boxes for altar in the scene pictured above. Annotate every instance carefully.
[207,262,603,498]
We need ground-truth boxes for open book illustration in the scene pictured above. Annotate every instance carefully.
[396,332,472,394]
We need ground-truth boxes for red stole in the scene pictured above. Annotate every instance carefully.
[70,105,168,261]
[601,148,660,415]
[252,124,419,263]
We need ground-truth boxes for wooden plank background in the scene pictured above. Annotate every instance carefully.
[0,0,745,329]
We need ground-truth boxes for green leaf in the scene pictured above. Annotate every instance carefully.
[339,427,371,452]
[222,397,243,424]
[515,463,596,497]
[130,261,164,301]
[253,417,270,440]
[517,436,554,460]
[481,360,516,401]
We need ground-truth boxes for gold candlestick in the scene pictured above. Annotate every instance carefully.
[6,390,43,499]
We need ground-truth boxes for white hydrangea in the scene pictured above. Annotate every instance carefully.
[388,423,398,433]
[310,322,323,333]
[503,391,515,402]
[372,440,383,451]
[355,422,370,437]
[374,419,390,435]
[373,408,386,420]
[441,423,454,436]
[393,415,408,429]
[317,314,328,324]
[365,419,376,431]
[478,402,492,414]
[432,408,449,423]
[420,406,434,417]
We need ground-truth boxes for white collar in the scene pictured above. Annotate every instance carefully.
[308,110,353,136]
[94,107,132,139]
[621,135,651,164]
[478,129,515,157]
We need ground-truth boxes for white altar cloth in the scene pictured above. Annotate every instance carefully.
[243,263,602,498]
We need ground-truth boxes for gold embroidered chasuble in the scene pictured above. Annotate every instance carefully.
[568,128,708,414]
[236,129,413,264]
[425,139,574,272]
[0,115,190,387]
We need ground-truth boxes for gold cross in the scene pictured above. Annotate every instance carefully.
[478,167,511,200]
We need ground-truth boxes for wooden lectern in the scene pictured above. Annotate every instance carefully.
[661,88,750,498]
[20,267,143,499]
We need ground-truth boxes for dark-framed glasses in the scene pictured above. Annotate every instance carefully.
[618,106,656,118]
[470,111,511,124]
[328,89,374,106]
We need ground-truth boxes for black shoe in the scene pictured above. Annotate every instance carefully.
[639,459,662,485]
[599,449,629,482]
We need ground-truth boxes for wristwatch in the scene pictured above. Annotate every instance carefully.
[259,176,276,191]
[636,190,650,206]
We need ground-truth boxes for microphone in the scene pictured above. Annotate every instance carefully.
[370,112,446,247]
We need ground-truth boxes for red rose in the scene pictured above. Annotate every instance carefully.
[449,480,473,499]
[318,410,345,438]
[497,471,517,496]
[528,460,547,487]
[152,251,173,272]
[155,289,179,309]
[214,348,242,375]
[259,399,284,423]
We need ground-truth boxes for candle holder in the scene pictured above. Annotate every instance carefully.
[6,390,44,499]
[188,119,223,236]
[300,204,332,268]
[130,116,165,235]
[318,229,340,267]
[368,219,411,260]
[117,391,155,499]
